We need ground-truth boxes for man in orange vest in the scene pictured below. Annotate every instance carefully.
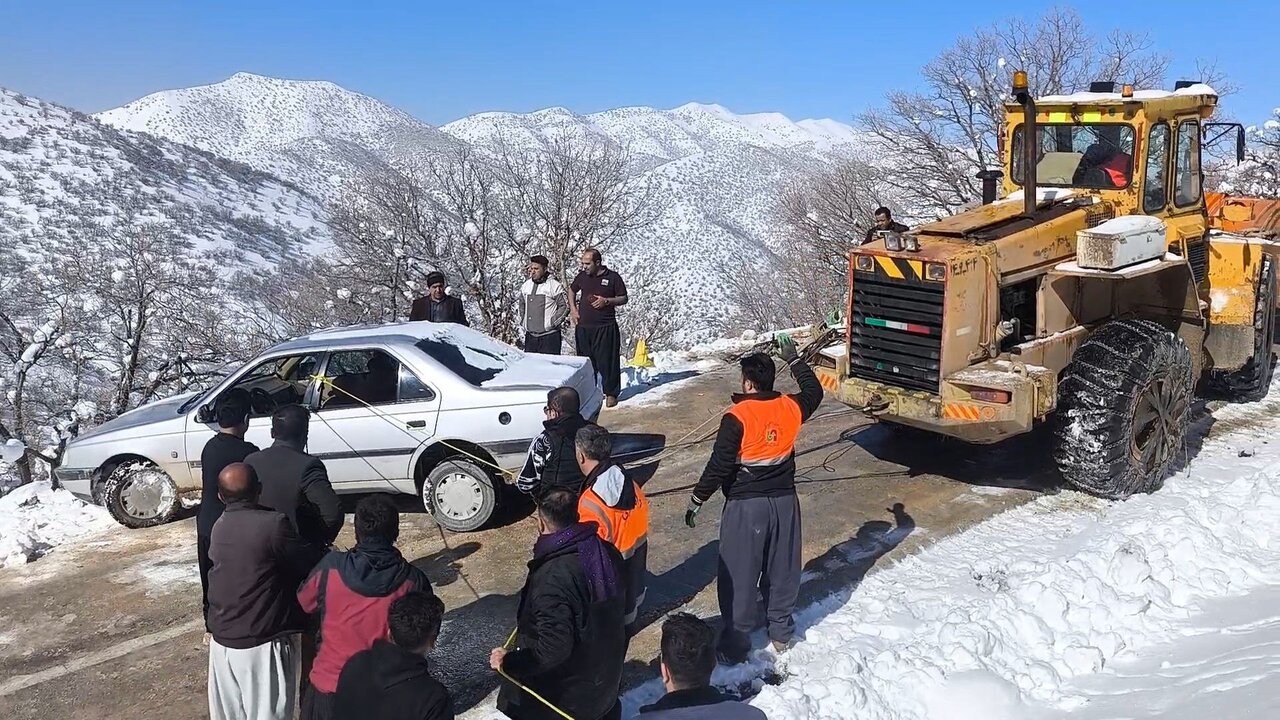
[575,423,649,638]
[685,337,823,665]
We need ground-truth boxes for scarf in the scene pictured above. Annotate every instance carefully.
[533,522,620,604]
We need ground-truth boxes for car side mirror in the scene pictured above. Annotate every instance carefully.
[196,405,215,424]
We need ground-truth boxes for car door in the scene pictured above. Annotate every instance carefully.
[308,348,440,492]
[184,352,325,479]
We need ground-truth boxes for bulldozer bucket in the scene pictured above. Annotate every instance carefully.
[1207,192,1280,236]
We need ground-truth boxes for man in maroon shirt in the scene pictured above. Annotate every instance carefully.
[569,248,628,408]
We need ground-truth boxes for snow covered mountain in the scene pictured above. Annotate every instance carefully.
[96,74,870,340]
[0,85,326,269]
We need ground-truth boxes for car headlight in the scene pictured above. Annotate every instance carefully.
[855,255,875,272]
[926,262,946,281]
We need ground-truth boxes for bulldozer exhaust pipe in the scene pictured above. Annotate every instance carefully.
[977,169,1004,205]
[1012,70,1036,217]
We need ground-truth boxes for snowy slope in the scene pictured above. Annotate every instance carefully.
[96,75,873,340]
[615,389,1280,719]
[0,482,113,568]
[96,72,462,199]
[0,86,327,268]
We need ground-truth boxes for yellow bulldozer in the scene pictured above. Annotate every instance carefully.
[814,71,1280,499]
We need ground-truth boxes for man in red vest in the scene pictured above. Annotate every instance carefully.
[685,337,823,664]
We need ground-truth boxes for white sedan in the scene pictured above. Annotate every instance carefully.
[56,322,602,532]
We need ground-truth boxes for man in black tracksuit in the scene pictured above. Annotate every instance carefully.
[863,206,910,246]
[197,388,259,633]
[245,404,344,550]
[516,387,588,498]
[569,248,627,408]
[685,339,823,664]
[492,489,626,720]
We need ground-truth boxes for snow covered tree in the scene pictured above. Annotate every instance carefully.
[1226,111,1280,198]
[493,131,658,289]
[858,7,1170,216]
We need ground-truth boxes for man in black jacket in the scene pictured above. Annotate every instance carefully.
[516,387,588,498]
[207,463,324,720]
[491,489,626,720]
[334,591,454,720]
[409,271,468,325]
[197,388,258,634]
[685,338,823,664]
[639,613,766,719]
[245,404,343,549]
[863,206,910,245]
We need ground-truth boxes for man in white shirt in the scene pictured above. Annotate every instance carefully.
[520,255,569,355]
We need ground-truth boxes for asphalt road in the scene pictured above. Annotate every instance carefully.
[0,365,1058,719]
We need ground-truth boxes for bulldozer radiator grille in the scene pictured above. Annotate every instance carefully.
[850,274,944,392]
[1170,239,1209,284]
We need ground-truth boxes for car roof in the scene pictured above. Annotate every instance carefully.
[263,321,494,355]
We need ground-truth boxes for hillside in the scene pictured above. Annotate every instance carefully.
[97,74,872,341]
[0,85,327,268]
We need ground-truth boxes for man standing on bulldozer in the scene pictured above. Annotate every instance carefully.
[684,336,824,664]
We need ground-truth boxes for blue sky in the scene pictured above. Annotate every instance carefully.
[3,1,1277,125]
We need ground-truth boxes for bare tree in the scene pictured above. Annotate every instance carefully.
[858,6,1171,216]
[494,131,658,287]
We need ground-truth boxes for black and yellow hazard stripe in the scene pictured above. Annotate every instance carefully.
[870,255,927,281]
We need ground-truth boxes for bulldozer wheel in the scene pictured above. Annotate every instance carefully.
[1207,255,1275,402]
[1053,318,1193,499]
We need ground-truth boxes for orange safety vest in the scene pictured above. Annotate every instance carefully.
[728,396,803,469]
[579,483,649,559]
[1101,153,1131,188]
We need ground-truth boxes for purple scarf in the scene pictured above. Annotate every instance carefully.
[533,522,621,604]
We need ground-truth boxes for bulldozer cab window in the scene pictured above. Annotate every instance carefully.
[1174,119,1202,208]
[1143,123,1171,213]
[1011,123,1135,189]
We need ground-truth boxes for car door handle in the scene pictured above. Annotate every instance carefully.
[406,420,427,429]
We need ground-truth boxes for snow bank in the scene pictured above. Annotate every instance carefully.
[620,386,1280,718]
[0,482,114,569]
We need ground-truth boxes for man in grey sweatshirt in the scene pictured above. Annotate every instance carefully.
[520,255,568,354]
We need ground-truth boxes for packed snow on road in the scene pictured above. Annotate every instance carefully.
[0,481,114,569]
[608,388,1280,719]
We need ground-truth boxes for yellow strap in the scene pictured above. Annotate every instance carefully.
[496,627,576,720]
[307,374,517,479]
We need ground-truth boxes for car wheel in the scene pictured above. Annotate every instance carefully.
[103,461,181,529]
[422,459,497,533]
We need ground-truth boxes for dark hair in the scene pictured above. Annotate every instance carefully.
[388,591,445,651]
[739,353,776,392]
[530,254,550,267]
[574,423,611,463]
[547,386,580,416]
[215,388,252,429]
[354,494,399,544]
[874,206,892,218]
[660,613,717,688]
[271,404,310,443]
[217,462,261,503]
[583,247,602,263]
[538,488,580,530]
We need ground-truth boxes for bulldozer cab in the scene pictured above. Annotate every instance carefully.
[1002,81,1234,247]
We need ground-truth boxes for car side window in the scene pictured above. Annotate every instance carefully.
[1174,119,1202,208]
[398,365,436,402]
[228,353,322,418]
[320,349,407,409]
[1143,123,1170,213]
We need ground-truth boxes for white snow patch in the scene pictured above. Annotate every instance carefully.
[0,482,114,568]
[617,380,1280,718]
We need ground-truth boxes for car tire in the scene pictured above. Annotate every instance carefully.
[1053,318,1193,499]
[422,458,497,533]
[103,461,181,529]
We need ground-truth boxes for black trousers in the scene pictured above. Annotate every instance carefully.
[524,331,562,355]
[575,322,622,398]
[301,685,335,720]
[716,494,802,661]
[197,531,213,632]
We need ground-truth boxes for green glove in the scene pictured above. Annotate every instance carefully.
[776,334,799,363]
[685,496,703,528]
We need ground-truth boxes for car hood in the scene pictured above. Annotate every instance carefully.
[73,393,195,443]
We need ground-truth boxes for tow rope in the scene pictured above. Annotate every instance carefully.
[495,627,576,719]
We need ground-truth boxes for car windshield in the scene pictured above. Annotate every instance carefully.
[1011,123,1136,189]
[415,329,523,387]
